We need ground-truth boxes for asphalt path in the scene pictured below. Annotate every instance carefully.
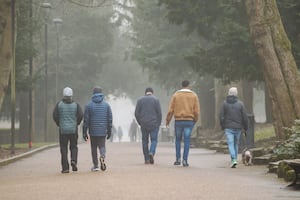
[0,142,299,200]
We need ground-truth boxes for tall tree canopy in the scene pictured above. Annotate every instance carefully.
[159,0,262,83]
[159,0,300,138]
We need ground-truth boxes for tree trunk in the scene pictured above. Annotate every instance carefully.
[198,76,215,129]
[214,79,227,131]
[19,92,29,142]
[241,80,254,114]
[245,0,300,139]
[264,85,273,123]
[0,1,12,108]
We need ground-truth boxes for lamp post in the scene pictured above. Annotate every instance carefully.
[53,18,63,101]
[10,0,16,154]
[41,2,51,142]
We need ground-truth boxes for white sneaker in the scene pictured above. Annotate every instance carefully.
[91,166,100,172]
[231,160,238,168]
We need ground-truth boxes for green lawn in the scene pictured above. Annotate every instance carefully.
[0,142,54,149]
[255,125,276,142]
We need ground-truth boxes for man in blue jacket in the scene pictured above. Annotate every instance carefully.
[83,87,113,171]
[135,87,162,164]
[53,87,83,173]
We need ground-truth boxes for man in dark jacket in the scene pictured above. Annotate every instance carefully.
[53,87,83,173]
[219,87,248,168]
[135,87,162,164]
[83,87,113,171]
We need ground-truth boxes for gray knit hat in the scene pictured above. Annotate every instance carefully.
[63,87,73,97]
[228,87,238,96]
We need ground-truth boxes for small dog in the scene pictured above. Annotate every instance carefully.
[242,148,253,166]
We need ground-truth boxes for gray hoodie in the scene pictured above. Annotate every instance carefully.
[219,95,248,131]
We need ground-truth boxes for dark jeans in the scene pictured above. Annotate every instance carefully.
[141,127,159,162]
[90,136,106,167]
[59,133,78,171]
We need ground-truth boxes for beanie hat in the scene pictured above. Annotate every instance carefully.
[63,87,73,97]
[228,87,238,96]
[93,87,102,94]
[145,87,153,95]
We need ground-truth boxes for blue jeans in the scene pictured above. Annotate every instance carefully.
[225,128,241,161]
[141,127,159,161]
[175,120,195,161]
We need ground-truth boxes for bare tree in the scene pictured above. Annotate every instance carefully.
[245,0,300,139]
[0,1,13,108]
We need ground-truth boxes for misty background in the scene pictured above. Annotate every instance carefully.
[0,0,269,143]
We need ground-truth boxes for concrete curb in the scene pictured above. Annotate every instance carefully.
[0,143,59,166]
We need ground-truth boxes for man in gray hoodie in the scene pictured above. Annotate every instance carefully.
[219,87,248,168]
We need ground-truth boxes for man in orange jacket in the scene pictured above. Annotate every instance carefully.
[166,80,200,167]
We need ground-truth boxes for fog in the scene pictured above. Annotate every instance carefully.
[0,0,268,144]
[108,95,135,142]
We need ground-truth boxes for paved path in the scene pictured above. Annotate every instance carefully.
[0,142,299,200]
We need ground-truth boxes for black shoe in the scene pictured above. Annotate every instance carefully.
[182,160,189,167]
[174,159,181,165]
[71,161,78,171]
[61,169,69,174]
[100,156,106,171]
[149,153,154,164]
[145,160,151,164]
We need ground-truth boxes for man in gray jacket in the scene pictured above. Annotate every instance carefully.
[135,87,162,164]
[219,87,248,168]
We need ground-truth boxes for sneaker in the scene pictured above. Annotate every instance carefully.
[61,169,69,174]
[182,160,189,167]
[149,153,154,164]
[145,160,151,164]
[174,159,181,165]
[231,160,238,168]
[71,161,78,172]
[91,166,100,172]
[100,156,107,171]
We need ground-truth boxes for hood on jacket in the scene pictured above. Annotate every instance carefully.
[226,95,238,104]
[62,96,73,104]
[92,93,104,103]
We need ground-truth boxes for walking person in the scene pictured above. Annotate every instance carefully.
[52,87,83,173]
[135,87,162,164]
[109,125,117,142]
[219,87,248,168]
[83,87,113,171]
[166,80,200,167]
[117,126,123,142]
[129,118,138,142]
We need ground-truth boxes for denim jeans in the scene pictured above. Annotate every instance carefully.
[225,128,241,161]
[141,127,159,162]
[90,136,106,167]
[175,120,195,161]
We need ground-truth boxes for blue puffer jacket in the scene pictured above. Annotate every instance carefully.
[83,93,112,136]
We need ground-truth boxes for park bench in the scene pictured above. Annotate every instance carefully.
[283,159,300,187]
